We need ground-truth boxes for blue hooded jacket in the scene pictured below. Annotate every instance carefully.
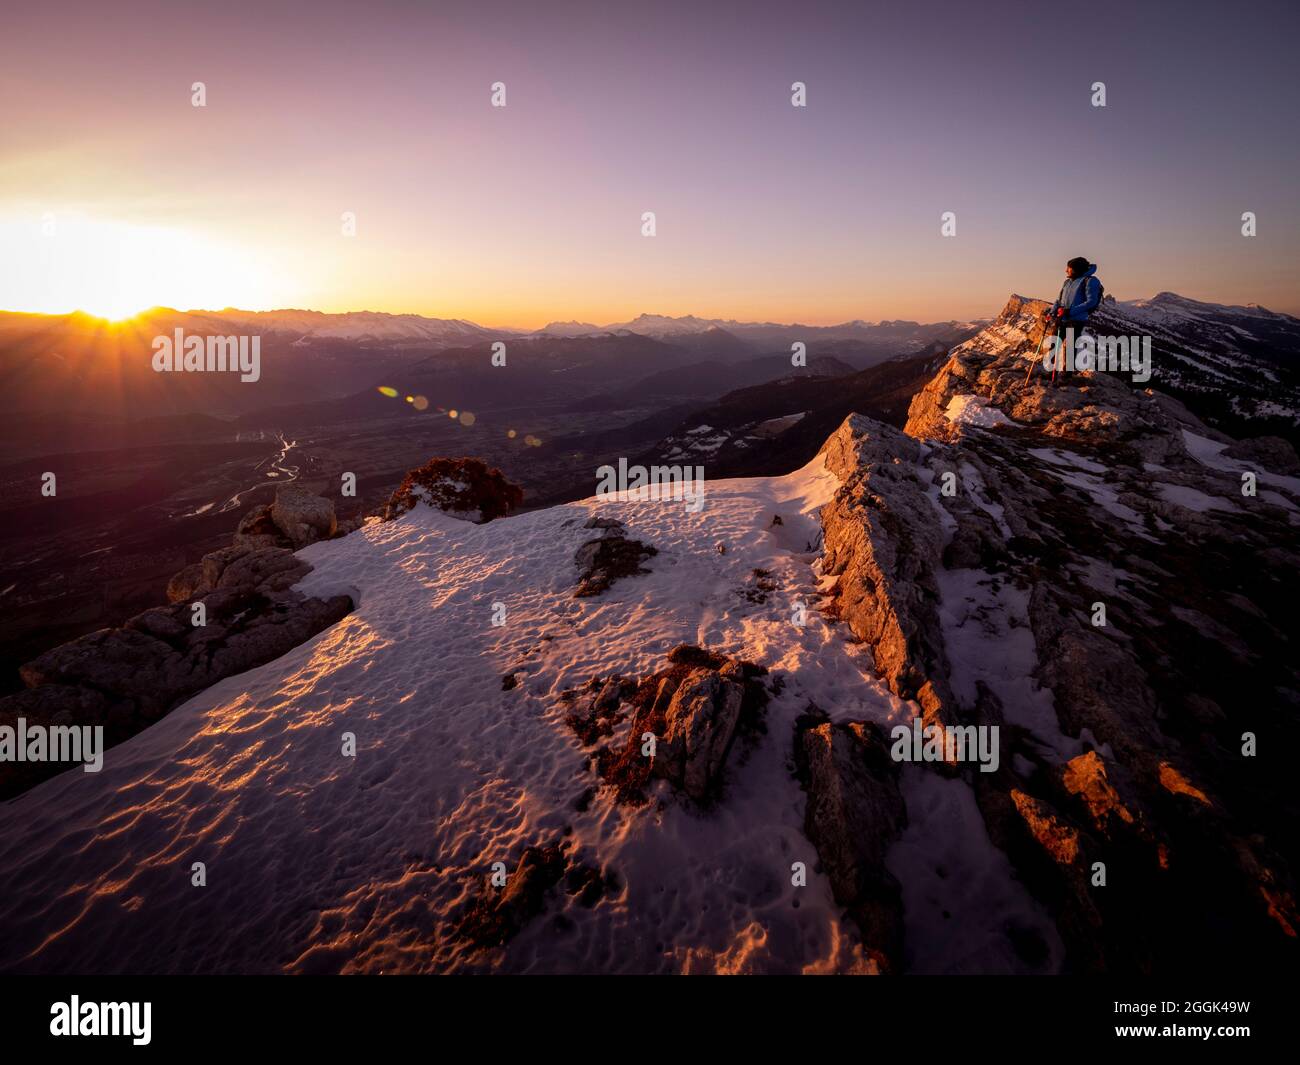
[1051,263,1101,322]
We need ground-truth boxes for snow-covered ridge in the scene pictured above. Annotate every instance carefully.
[0,444,1070,975]
[2,289,1297,975]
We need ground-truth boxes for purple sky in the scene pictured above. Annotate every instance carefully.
[2,0,1298,324]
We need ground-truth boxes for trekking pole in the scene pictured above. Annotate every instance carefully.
[1022,316,1052,388]
[1050,319,1068,385]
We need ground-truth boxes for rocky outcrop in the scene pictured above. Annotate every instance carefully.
[561,674,634,745]
[169,486,345,603]
[794,712,907,973]
[233,501,289,549]
[271,486,338,547]
[813,293,1300,972]
[2,580,351,800]
[457,840,617,948]
[1,488,357,801]
[2,462,521,803]
[655,668,745,800]
[573,528,658,598]
[904,296,1191,452]
[564,644,769,804]
[231,485,351,553]
[818,414,957,729]
[384,457,523,523]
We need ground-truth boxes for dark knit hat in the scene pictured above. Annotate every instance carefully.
[1067,256,1091,274]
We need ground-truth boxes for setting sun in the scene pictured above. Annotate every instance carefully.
[0,213,286,319]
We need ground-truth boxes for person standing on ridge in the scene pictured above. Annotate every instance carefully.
[1040,256,1103,378]
[1046,256,1102,332]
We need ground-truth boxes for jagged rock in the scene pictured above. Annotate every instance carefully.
[1012,789,1083,867]
[905,295,1194,451]
[385,457,523,523]
[203,592,353,681]
[816,293,1300,972]
[561,675,632,745]
[584,645,767,805]
[206,545,311,596]
[458,841,615,947]
[335,514,368,536]
[459,843,568,947]
[234,503,293,549]
[18,589,351,721]
[821,291,1300,972]
[818,413,957,728]
[20,626,180,718]
[126,605,191,641]
[573,534,657,597]
[4,554,353,800]
[7,471,365,802]
[795,718,907,973]
[1061,751,1143,838]
[0,683,109,729]
[166,562,206,604]
[1027,583,1165,764]
[164,544,317,606]
[270,486,337,547]
[654,668,744,800]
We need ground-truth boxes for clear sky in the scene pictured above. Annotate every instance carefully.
[2,0,1297,325]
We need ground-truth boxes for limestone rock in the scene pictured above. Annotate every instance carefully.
[234,503,293,549]
[795,717,907,973]
[573,534,657,598]
[270,486,337,547]
[654,668,744,800]
[817,413,956,728]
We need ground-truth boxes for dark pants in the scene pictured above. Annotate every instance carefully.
[1043,318,1088,377]
[1049,317,1087,341]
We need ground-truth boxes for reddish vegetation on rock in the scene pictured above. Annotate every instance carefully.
[385,457,523,523]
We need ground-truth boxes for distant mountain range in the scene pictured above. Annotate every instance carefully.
[3,293,1296,448]
[1,305,988,348]
[0,305,985,429]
